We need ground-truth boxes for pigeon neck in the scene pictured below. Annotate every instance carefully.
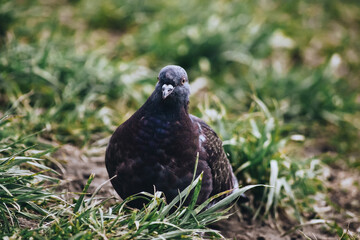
[157,101,189,120]
[146,91,189,119]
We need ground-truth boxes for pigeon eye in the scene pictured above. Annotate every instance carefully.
[181,77,186,85]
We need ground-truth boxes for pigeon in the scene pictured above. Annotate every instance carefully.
[105,65,246,208]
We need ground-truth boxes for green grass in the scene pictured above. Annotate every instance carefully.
[0,114,59,233]
[0,0,359,238]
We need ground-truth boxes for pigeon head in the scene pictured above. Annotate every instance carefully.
[155,65,190,108]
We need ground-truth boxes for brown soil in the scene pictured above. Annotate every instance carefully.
[53,142,360,240]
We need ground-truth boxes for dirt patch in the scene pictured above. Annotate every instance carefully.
[325,166,360,236]
[53,143,117,199]
[210,211,300,240]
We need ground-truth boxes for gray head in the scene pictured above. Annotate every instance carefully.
[156,65,190,108]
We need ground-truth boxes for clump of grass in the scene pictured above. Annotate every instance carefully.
[197,95,325,225]
[0,114,59,234]
[34,174,258,239]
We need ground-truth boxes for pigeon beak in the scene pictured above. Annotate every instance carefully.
[162,84,174,99]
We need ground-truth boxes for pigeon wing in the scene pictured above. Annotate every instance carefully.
[190,115,238,197]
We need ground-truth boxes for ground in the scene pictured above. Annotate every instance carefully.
[54,142,360,239]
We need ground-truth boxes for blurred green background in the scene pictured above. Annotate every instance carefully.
[0,0,360,237]
[1,0,359,136]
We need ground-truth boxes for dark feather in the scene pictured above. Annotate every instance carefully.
[105,65,247,208]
